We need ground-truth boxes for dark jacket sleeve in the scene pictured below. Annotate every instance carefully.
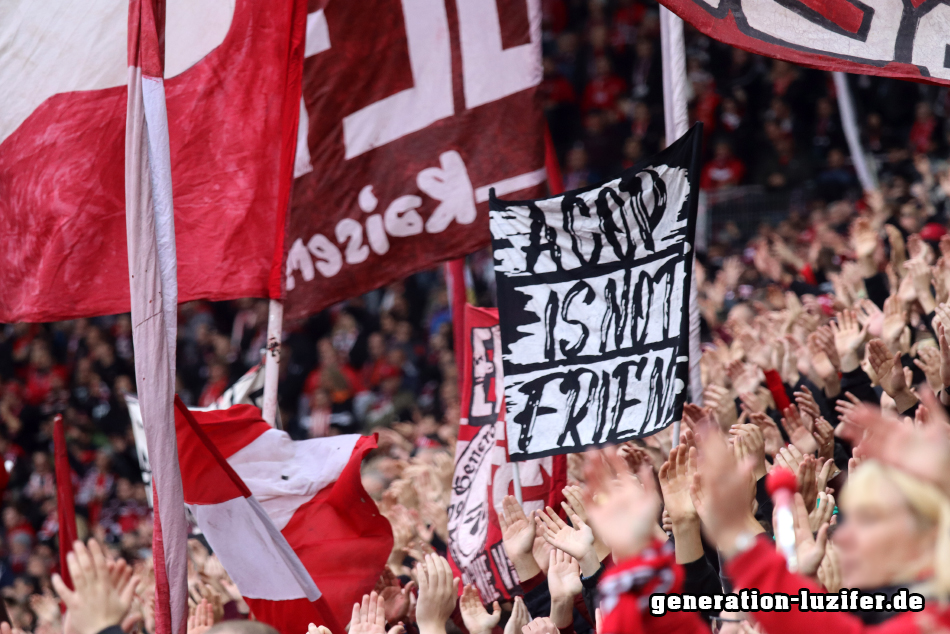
[839,368,879,408]
[682,556,723,621]
[863,272,889,309]
[580,563,606,627]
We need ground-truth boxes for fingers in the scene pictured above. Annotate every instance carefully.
[50,573,76,608]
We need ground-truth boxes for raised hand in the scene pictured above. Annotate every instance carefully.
[731,423,768,481]
[915,345,943,394]
[786,492,828,577]
[523,618,559,634]
[415,555,460,634]
[51,540,140,634]
[781,405,819,455]
[535,507,598,576]
[814,418,835,463]
[817,544,843,593]
[728,361,763,394]
[658,445,698,525]
[906,257,937,313]
[458,585,500,634]
[832,310,867,372]
[561,485,609,561]
[689,425,761,557]
[881,298,908,353]
[187,599,214,634]
[584,449,662,560]
[308,624,333,634]
[746,411,784,458]
[498,496,540,581]
[854,299,883,339]
[504,597,530,634]
[938,320,950,392]
[547,550,582,628]
[867,339,917,412]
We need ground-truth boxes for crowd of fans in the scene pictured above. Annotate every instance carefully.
[4,0,950,634]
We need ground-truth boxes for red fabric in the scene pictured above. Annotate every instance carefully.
[764,369,792,412]
[581,76,627,113]
[244,596,343,634]
[448,259,468,380]
[545,126,565,196]
[655,0,950,88]
[54,416,76,591]
[284,0,547,320]
[726,537,950,634]
[185,405,271,459]
[1,0,305,323]
[281,436,393,630]
[173,397,251,505]
[700,157,745,190]
[800,263,818,286]
[598,539,704,634]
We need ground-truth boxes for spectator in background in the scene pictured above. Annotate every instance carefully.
[701,139,746,191]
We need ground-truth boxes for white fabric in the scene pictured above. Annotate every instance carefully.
[0,0,233,144]
[125,66,188,634]
[474,168,547,202]
[190,497,320,601]
[227,430,359,530]
[832,72,876,193]
[660,5,702,408]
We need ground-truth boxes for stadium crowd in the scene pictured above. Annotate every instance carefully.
[4,0,950,633]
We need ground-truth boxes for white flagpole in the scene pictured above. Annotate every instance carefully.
[832,72,876,193]
[262,299,283,428]
[660,7,700,450]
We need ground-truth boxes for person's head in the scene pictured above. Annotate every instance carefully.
[635,38,653,60]
[916,101,933,122]
[593,55,611,79]
[836,461,950,592]
[826,147,846,169]
[713,140,733,161]
[115,477,134,501]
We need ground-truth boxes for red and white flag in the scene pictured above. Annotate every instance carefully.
[0,0,305,322]
[658,0,950,86]
[174,403,393,630]
[174,399,342,634]
[447,305,567,602]
[125,2,188,633]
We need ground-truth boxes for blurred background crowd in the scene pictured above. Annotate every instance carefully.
[4,0,950,631]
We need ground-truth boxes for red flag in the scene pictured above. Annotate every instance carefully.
[174,403,392,630]
[0,0,306,322]
[283,0,548,319]
[53,416,77,590]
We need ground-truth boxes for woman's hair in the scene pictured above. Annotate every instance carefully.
[843,460,950,596]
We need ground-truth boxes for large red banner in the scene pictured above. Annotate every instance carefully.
[284,0,548,320]
[658,0,950,86]
[0,0,303,323]
[447,305,566,602]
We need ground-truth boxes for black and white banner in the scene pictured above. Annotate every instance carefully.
[489,126,701,461]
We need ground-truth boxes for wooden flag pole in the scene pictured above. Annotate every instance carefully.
[262,299,283,428]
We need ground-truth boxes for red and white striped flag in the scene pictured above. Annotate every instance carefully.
[174,398,343,634]
[125,2,188,633]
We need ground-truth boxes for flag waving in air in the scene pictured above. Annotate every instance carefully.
[174,398,343,634]
[174,402,393,630]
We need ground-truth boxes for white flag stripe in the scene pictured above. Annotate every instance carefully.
[474,167,546,203]
[228,430,359,530]
[189,497,317,601]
